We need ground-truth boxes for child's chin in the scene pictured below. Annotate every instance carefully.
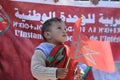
[62,40,66,43]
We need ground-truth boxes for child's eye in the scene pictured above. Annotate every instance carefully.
[57,27,61,29]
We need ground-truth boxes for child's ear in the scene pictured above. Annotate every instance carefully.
[44,32,51,39]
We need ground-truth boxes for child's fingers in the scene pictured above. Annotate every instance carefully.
[56,68,68,79]
[76,66,84,75]
[74,66,84,80]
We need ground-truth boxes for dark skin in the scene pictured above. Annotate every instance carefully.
[90,0,99,5]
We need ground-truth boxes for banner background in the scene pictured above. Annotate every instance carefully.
[0,0,120,80]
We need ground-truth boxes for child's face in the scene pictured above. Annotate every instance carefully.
[48,21,67,45]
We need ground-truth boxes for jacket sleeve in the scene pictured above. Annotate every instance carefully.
[31,50,58,80]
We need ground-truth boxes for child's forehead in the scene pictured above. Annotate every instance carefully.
[51,21,65,26]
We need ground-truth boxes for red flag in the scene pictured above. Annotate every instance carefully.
[69,17,115,73]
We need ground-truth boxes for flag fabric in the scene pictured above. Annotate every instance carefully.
[69,17,115,73]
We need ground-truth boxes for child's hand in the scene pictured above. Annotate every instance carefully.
[74,66,84,80]
[56,68,68,79]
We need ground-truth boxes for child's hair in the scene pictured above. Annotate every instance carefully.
[41,17,63,41]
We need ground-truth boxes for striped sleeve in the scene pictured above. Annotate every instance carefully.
[31,50,58,80]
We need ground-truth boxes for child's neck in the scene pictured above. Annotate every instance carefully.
[46,41,63,46]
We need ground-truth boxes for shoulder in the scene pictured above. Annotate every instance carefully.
[35,42,55,57]
[36,42,55,49]
[36,42,47,49]
[34,50,45,57]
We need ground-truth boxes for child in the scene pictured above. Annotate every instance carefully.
[31,17,85,80]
